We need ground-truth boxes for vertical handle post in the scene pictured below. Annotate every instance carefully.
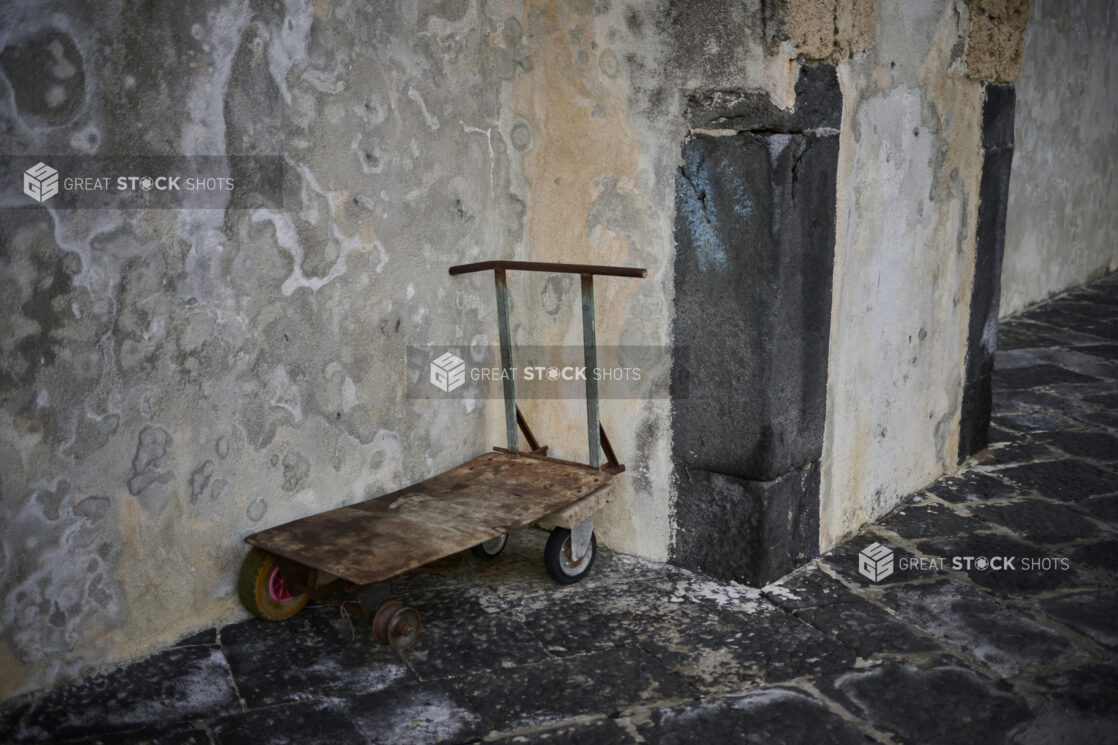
[580,274,601,469]
[494,268,518,452]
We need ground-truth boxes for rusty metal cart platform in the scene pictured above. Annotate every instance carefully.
[236,260,646,651]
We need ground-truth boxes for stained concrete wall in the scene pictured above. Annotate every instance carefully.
[0,0,802,699]
[820,0,987,548]
[0,0,1043,698]
[1000,0,1118,316]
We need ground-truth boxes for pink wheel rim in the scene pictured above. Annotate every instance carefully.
[267,566,293,603]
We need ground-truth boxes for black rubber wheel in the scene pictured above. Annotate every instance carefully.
[471,533,508,560]
[543,527,596,585]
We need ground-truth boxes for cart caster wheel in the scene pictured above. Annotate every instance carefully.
[544,527,597,585]
[237,548,316,621]
[471,533,508,560]
[371,600,422,650]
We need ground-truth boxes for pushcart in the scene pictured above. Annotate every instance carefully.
[237,260,646,650]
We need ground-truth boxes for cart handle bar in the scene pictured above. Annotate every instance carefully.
[449,260,647,279]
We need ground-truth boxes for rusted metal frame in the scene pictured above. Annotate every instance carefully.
[515,404,547,454]
[283,575,375,625]
[599,423,620,470]
[450,260,647,279]
[581,274,601,469]
[492,446,625,474]
[494,268,518,453]
[571,515,594,562]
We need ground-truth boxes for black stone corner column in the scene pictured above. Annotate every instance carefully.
[668,65,840,587]
[959,84,1016,463]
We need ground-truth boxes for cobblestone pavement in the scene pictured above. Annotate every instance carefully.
[3,273,1117,744]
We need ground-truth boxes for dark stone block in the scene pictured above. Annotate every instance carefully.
[882,579,1082,676]
[671,65,840,589]
[456,647,694,733]
[1037,588,1118,651]
[490,718,637,744]
[982,84,1016,151]
[685,64,841,133]
[958,376,993,459]
[926,471,1024,503]
[914,533,1099,593]
[220,605,414,707]
[637,687,869,745]
[209,701,363,745]
[343,680,484,745]
[993,364,1102,390]
[878,500,988,540]
[671,130,836,480]
[960,96,1015,463]
[997,459,1118,501]
[818,661,1031,745]
[971,499,1105,544]
[670,463,820,586]
[8,645,238,742]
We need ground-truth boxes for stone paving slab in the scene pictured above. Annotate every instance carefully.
[635,687,875,745]
[913,532,1101,593]
[995,459,1118,501]
[6,645,239,743]
[925,470,1027,503]
[344,680,484,745]
[637,606,856,692]
[1036,588,1118,652]
[454,646,694,734]
[1060,535,1118,579]
[881,579,1085,677]
[969,498,1107,544]
[208,700,363,745]
[817,661,1033,745]
[219,605,413,708]
[876,499,990,540]
[490,717,635,744]
[71,726,213,745]
[4,272,1118,745]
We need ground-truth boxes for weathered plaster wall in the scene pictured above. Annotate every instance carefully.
[1000,0,1118,315]
[820,0,986,548]
[0,0,803,699]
